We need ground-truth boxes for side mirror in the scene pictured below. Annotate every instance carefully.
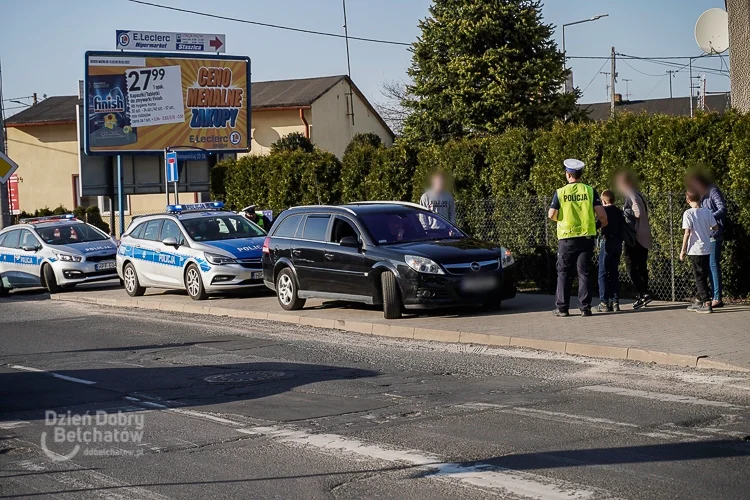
[162,237,179,248]
[339,236,360,248]
[22,245,39,252]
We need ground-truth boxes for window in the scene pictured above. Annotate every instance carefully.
[142,220,163,241]
[302,215,330,242]
[160,220,185,244]
[330,217,359,243]
[0,233,6,247]
[181,216,264,242]
[100,196,130,215]
[360,210,464,245]
[128,222,146,239]
[19,230,40,249]
[2,230,20,249]
[272,214,303,238]
[36,225,109,245]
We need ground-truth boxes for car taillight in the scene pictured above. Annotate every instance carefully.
[262,236,271,254]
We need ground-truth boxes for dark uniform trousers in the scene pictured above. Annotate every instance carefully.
[556,236,595,311]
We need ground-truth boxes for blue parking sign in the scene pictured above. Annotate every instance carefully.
[165,151,179,183]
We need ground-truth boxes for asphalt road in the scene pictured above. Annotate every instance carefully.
[1,291,750,499]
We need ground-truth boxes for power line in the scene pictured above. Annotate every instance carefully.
[645,75,668,99]
[2,95,32,102]
[581,57,611,94]
[619,58,663,77]
[124,0,411,46]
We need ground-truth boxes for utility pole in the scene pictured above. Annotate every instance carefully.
[600,71,610,99]
[610,47,617,118]
[342,0,355,127]
[0,58,11,229]
[689,57,694,118]
[666,70,676,98]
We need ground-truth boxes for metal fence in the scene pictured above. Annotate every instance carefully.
[456,192,748,302]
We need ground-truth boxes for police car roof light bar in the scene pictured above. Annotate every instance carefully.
[20,214,78,224]
[166,201,225,213]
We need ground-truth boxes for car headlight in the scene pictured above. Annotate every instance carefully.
[500,248,514,268]
[204,252,237,265]
[55,252,82,262]
[405,255,444,275]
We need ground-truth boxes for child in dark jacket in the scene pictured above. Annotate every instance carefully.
[597,190,624,312]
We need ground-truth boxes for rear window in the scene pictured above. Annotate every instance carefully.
[128,222,146,239]
[301,215,330,242]
[272,214,303,238]
[1,230,19,249]
[142,220,163,241]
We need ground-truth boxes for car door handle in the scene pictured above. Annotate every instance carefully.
[292,249,302,256]
[324,253,335,260]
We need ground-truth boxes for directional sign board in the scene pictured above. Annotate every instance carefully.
[165,151,179,183]
[0,151,19,184]
[116,30,225,53]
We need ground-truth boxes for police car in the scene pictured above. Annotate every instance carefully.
[0,215,119,296]
[116,202,267,300]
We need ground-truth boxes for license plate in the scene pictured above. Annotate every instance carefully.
[460,275,497,293]
[251,271,263,280]
[95,261,116,271]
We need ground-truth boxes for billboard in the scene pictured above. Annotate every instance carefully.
[84,51,250,155]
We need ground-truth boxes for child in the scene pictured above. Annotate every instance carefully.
[597,190,624,312]
[680,191,718,313]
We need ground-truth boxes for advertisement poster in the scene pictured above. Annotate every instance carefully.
[84,51,250,154]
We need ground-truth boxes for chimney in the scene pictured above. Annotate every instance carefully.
[614,93,623,104]
[78,80,84,100]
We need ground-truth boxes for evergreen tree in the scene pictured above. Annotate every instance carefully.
[402,0,580,142]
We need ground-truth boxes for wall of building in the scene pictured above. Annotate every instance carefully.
[310,80,393,158]
[728,0,750,112]
[7,125,78,212]
[249,109,307,156]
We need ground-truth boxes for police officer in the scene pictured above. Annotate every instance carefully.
[548,159,608,317]
[241,205,271,231]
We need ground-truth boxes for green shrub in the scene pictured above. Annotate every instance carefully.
[270,132,314,154]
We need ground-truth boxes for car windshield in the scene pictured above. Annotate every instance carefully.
[35,224,109,245]
[182,215,265,242]
[360,210,464,245]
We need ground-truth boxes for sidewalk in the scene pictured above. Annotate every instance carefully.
[50,286,750,372]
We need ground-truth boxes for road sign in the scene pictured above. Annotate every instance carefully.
[85,51,250,154]
[166,151,179,183]
[0,151,19,184]
[116,31,225,53]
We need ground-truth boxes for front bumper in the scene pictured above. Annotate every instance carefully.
[401,263,517,309]
[53,260,119,285]
[203,264,266,292]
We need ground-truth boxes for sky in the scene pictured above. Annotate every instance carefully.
[0,0,730,115]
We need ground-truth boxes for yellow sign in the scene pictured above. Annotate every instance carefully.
[85,51,250,154]
[0,151,19,184]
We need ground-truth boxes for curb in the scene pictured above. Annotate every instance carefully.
[50,295,750,373]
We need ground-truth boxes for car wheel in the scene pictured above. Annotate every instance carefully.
[185,264,208,301]
[123,262,146,297]
[43,264,61,294]
[381,271,403,319]
[276,268,305,311]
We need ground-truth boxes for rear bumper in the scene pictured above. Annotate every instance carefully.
[401,264,517,309]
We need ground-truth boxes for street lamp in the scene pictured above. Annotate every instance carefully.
[562,14,609,67]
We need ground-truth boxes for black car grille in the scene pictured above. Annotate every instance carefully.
[443,259,500,275]
[85,253,116,263]
[237,258,262,269]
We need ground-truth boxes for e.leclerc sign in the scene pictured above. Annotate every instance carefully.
[116,30,225,53]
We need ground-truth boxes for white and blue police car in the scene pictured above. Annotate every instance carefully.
[0,215,119,296]
[116,202,268,300]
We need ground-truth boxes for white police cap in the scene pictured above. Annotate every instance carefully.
[564,158,585,173]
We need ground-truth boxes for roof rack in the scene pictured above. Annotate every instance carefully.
[350,201,426,210]
[287,204,357,215]
[20,214,78,224]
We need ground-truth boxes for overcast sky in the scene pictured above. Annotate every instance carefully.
[0,0,730,114]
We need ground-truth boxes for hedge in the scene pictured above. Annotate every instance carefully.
[212,111,750,299]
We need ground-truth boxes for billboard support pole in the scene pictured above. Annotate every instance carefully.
[174,180,179,204]
[164,148,170,206]
[117,155,124,236]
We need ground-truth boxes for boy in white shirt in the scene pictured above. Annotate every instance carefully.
[679,191,718,313]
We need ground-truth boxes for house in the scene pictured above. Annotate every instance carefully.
[4,75,394,216]
[580,94,731,121]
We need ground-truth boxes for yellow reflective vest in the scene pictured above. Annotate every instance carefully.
[556,182,597,239]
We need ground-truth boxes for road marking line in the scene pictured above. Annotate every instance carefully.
[242,425,599,499]
[129,397,244,426]
[577,385,744,409]
[507,407,639,428]
[9,365,97,385]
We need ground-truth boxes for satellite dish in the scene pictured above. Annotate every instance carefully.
[695,8,729,54]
